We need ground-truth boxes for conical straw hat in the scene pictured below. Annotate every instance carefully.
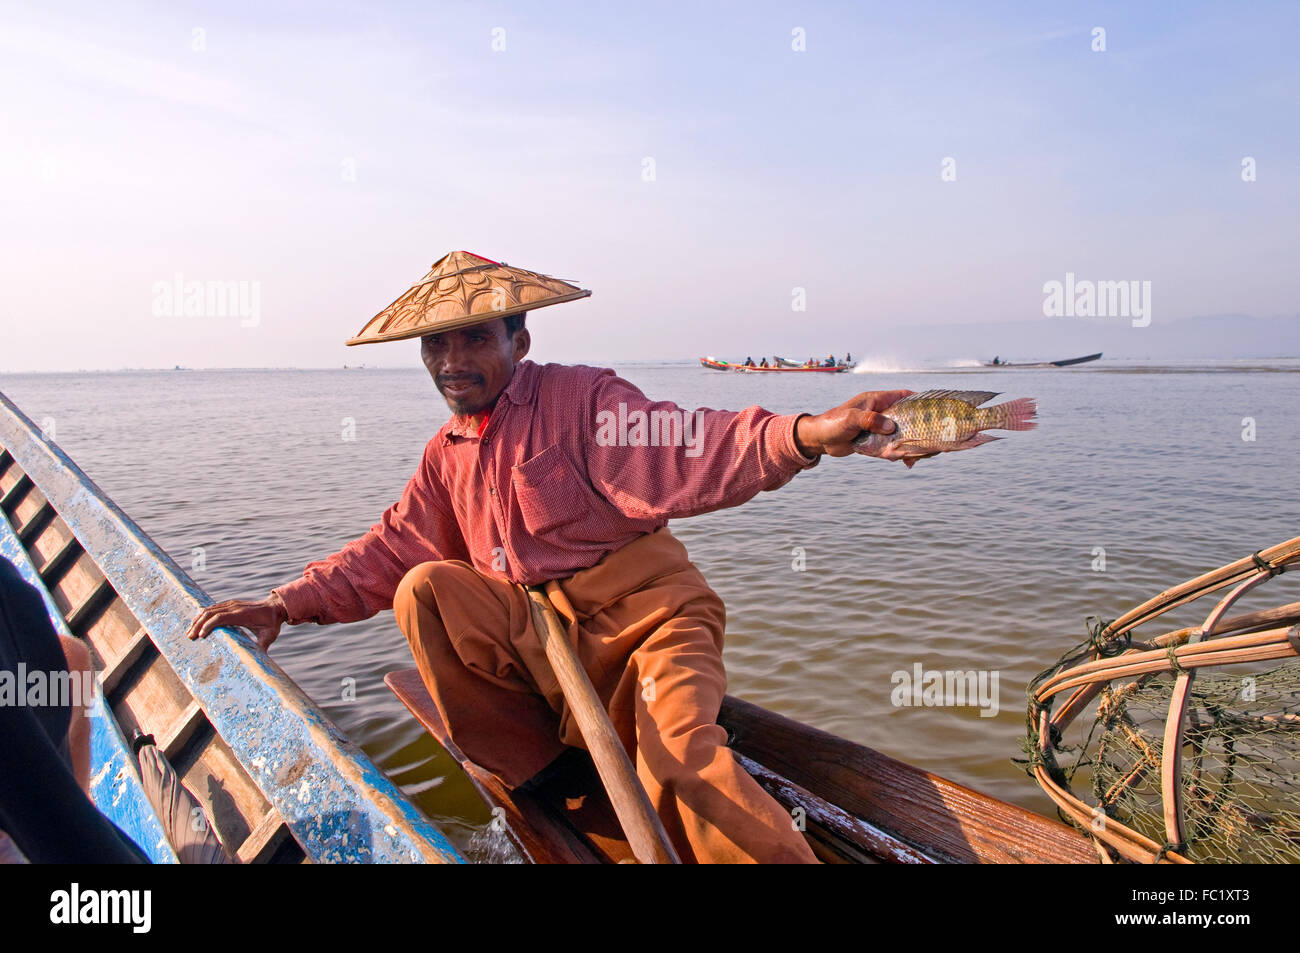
[345,250,591,346]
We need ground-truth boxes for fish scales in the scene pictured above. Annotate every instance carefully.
[853,388,1037,458]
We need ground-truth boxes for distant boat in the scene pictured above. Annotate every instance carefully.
[699,357,847,374]
[700,357,734,371]
[735,364,847,373]
[983,352,1102,368]
[772,355,853,369]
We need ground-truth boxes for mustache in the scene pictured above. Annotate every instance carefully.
[437,374,483,388]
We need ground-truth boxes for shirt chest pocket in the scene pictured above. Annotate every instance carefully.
[511,445,593,536]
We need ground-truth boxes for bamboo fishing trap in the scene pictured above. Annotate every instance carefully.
[1024,537,1300,864]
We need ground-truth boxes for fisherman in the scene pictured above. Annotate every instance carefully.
[744,356,755,367]
[845,352,852,365]
[993,356,1001,365]
[186,251,923,864]
[759,358,768,368]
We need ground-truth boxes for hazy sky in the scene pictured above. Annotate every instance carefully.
[1,1,1296,371]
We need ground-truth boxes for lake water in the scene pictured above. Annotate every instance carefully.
[2,358,1297,859]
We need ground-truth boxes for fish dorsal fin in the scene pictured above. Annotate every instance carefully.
[901,389,1001,406]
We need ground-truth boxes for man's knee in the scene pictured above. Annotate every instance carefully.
[393,560,482,641]
[393,561,438,617]
[673,572,726,652]
[692,591,726,652]
[393,561,461,646]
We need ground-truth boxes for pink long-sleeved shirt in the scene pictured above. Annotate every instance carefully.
[273,360,819,624]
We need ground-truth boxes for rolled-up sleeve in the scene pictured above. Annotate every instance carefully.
[273,440,468,625]
[582,369,818,522]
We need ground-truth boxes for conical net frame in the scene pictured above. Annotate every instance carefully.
[1024,537,1300,863]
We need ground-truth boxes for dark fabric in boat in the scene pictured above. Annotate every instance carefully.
[0,557,149,863]
[136,743,232,864]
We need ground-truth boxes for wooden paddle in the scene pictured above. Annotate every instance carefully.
[524,582,681,864]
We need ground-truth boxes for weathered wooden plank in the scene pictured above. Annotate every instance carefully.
[805,820,879,863]
[108,655,196,751]
[48,550,104,621]
[0,391,464,864]
[172,724,273,853]
[718,695,1097,864]
[0,465,18,499]
[28,513,74,572]
[10,483,47,532]
[16,499,55,547]
[66,576,117,636]
[110,653,275,857]
[84,599,148,676]
[101,626,154,696]
[733,751,936,863]
[0,472,32,513]
[237,808,293,864]
[158,699,205,761]
[38,533,82,586]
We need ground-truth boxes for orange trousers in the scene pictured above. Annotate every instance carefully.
[392,527,817,864]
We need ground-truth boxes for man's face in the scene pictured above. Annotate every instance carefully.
[420,317,530,415]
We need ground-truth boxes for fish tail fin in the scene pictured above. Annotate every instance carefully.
[982,397,1037,431]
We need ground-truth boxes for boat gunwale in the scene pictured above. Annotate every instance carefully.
[0,516,179,864]
[0,389,464,864]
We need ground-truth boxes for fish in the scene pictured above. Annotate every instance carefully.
[852,389,1037,459]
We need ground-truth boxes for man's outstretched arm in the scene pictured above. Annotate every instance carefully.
[185,439,467,651]
[583,370,916,523]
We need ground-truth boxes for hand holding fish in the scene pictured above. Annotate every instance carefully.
[794,390,923,462]
[795,388,1038,468]
[851,389,1038,464]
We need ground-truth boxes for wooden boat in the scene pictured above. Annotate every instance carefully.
[386,668,1094,863]
[773,356,852,369]
[699,357,733,371]
[701,357,849,374]
[736,364,847,374]
[700,358,847,374]
[0,391,465,864]
[983,352,1102,368]
[1,388,1092,865]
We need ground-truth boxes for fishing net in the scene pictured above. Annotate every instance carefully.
[1022,537,1300,863]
